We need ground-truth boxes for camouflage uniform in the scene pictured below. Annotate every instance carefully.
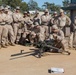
[51,12,58,25]
[29,23,45,44]
[12,7,23,43]
[22,12,31,38]
[22,21,34,43]
[51,25,66,51]
[33,10,41,25]
[58,9,71,31]
[41,9,51,39]
[58,15,71,30]
[0,8,7,48]
[58,9,72,48]
[72,16,76,48]
[4,8,15,46]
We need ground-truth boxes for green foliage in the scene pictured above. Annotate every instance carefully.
[62,0,70,7]
[62,0,70,16]
[42,2,61,12]
[0,0,2,5]
[28,0,39,10]
[20,2,28,11]
[1,0,28,11]
[9,0,22,8]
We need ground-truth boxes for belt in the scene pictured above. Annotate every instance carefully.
[14,21,21,23]
[6,23,11,25]
[0,24,5,25]
[58,26,64,29]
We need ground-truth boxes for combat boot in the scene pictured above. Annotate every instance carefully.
[11,43,15,46]
[0,45,1,49]
[15,41,19,44]
[2,44,7,48]
[5,43,9,46]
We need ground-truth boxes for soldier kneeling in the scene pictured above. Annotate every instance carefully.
[29,22,45,46]
[51,25,67,52]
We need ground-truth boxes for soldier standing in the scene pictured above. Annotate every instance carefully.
[51,11,59,25]
[23,11,31,24]
[41,9,52,39]
[0,7,7,48]
[12,6,23,44]
[20,12,31,44]
[57,9,72,48]
[33,10,41,25]
[22,11,32,40]
[72,16,76,48]
[4,8,15,46]
[0,7,4,48]
[58,9,71,31]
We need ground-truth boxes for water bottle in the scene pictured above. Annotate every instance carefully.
[48,67,64,73]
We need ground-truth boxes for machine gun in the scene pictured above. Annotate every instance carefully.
[36,39,71,58]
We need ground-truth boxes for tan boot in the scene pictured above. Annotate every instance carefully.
[15,41,18,44]
[0,45,1,49]
[2,44,7,48]
[5,43,9,46]
[11,43,15,46]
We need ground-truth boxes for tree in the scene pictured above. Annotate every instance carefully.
[28,0,39,10]
[42,2,51,10]
[63,0,70,7]
[42,2,61,12]
[62,0,70,16]
[1,0,28,11]
[9,0,22,8]
[20,2,29,11]
[0,0,2,5]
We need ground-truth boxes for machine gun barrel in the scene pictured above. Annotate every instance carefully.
[45,45,60,50]
[37,42,71,58]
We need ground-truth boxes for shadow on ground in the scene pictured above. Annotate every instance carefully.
[10,48,66,60]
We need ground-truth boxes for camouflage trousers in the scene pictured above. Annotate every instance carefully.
[29,32,45,44]
[55,39,67,51]
[41,25,49,39]
[13,23,22,43]
[4,25,15,44]
[0,25,8,45]
[68,32,74,48]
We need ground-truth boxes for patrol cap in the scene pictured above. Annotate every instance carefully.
[1,6,4,10]
[54,11,57,14]
[44,9,49,13]
[5,7,8,11]
[60,9,64,13]
[24,11,27,14]
[27,11,30,16]
[52,25,58,30]
[35,22,39,26]
[16,6,20,10]
[6,5,11,9]
[35,10,39,14]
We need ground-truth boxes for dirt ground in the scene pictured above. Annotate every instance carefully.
[0,45,76,75]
